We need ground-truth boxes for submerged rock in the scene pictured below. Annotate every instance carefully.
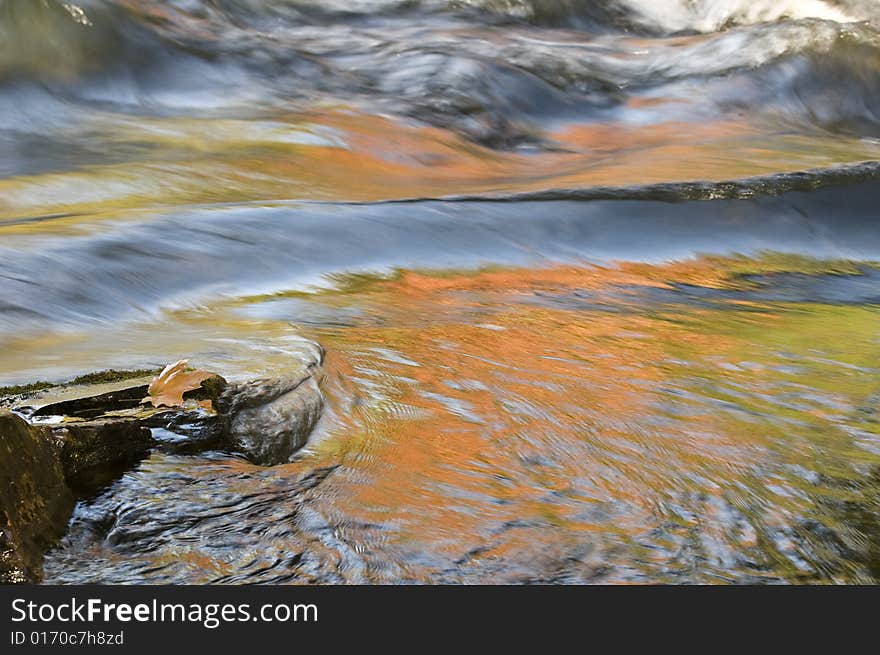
[0,410,74,583]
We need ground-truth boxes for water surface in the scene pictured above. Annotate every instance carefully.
[0,0,878,584]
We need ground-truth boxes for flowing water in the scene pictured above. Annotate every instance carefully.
[1,0,879,583]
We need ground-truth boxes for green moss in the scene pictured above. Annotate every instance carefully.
[68,368,161,386]
[183,374,228,402]
[0,380,55,397]
[0,368,161,401]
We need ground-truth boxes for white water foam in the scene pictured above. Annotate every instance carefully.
[618,0,863,33]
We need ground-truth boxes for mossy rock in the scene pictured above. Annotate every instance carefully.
[183,374,228,404]
[0,410,74,583]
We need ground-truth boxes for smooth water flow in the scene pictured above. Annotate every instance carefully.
[0,0,878,583]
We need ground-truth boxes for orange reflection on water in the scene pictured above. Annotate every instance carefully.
[304,263,785,580]
[6,107,880,227]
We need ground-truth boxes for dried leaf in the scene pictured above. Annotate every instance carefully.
[143,360,214,408]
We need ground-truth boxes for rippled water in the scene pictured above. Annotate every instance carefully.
[1,0,879,583]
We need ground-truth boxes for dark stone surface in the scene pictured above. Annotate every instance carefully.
[183,374,228,403]
[145,409,229,455]
[0,359,327,583]
[0,410,74,583]
[219,372,324,466]
[31,385,148,420]
[53,419,153,495]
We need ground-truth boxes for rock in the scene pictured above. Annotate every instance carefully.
[53,419,153,495]
[182,373,227,405]
[145,408,228,455]
[218,371,324,466]
[0,359,323,581]
[5,356,323,473]
[0,410,75,583]
[1,369,161,413]
[25,371,230,468]
[0,525,30,584]
[141,372,230,454]
[31,384,149,420]
[30,372,226,420]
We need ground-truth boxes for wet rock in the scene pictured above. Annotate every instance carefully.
[141,371,230,454]
[0,410,75,583]
[182,373,228,404]
[6,359,323,471]
[53,419,153,495]
[0,359,323,581]
[147,364,323,465]
[32,385,149,420]
[30,371,226,420]
[25,371,231,463]
[218,371,324,466]
[145,408,228,455]
[0,525,29,584]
